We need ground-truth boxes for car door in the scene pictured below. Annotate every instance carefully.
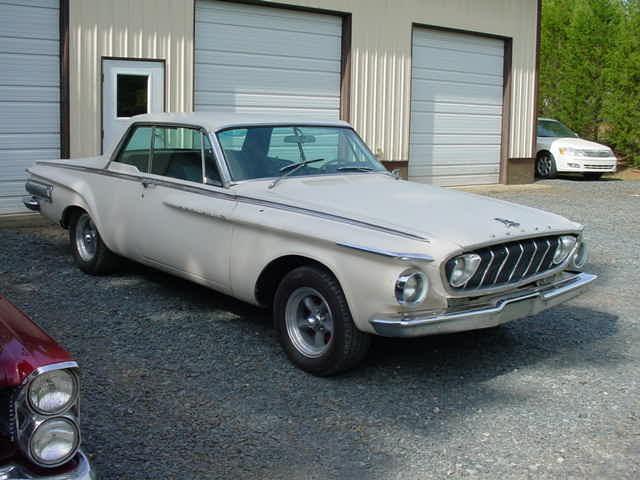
[133,124,236,293]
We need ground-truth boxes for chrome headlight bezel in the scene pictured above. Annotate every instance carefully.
[553,235,578,265]
[569,240,588,269]
[447,253,482,288]
[14,362,81,468]
[28,368,79,415]
[395,269,429,305]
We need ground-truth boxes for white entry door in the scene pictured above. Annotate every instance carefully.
[102,59,164,153]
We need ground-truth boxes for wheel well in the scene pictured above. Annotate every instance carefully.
[254,255,335,308]
[60,205,85,229]
[537,149,551,160]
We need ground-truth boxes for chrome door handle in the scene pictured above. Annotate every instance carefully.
[141,180,154,189]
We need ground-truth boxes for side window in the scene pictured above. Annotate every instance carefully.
[150,126,204,183]
[114,126,152,172]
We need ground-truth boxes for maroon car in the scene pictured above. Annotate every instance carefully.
[0,295,95,479]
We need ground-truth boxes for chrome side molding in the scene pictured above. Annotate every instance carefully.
[337,242,434,262]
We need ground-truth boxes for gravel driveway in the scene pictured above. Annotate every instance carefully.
[1,178,638,479]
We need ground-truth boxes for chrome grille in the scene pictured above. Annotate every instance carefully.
[446,235,562,291]
[582,150,612,158]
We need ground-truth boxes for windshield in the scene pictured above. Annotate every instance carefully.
[537,119,579,138]
[216,125,387,181]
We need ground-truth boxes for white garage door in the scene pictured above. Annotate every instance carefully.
[0,0,59,214]
[195,0,341,120]
[409,28,504,186]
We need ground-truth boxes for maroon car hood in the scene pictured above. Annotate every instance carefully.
[0,295,72,388]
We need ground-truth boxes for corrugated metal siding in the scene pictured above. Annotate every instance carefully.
[68,0,193,157]
[409,28,504,186]
[68,0,537,167]
[0,0,59,214]
[194,0,341,119]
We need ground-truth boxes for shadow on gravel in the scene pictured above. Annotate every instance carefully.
[0,228,624,480]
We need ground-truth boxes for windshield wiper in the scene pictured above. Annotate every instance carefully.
[268,158,325,189]
[337,166,374,172]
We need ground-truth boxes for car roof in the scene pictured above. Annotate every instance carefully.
[129,112,352,132]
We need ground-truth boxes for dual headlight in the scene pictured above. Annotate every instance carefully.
[395,269,429,305]
[17,366,80,468]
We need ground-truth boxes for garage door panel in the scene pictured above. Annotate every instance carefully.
[0,53,59,86]
[0,37,58,56]
[196,64,338,96]
[410,28,504,186]
[412,45,502,78]
[412,65,502,88]
[0,180,29,198]
[411,132,501,146]
[0,133,59,150]
[196,24,340,62]
[195,0,341,121]
[0,2,58,40]
[197,1,340,35]
[412,78,502,106]
[413,28,504,57]
[411,173,499,187]
[196,49,339,74]
[0,102,59,133]
[0,86,58,103]
[411,100,502,116]
[410,112,501,135]
[410,145,501,165]
[196,91,339,111]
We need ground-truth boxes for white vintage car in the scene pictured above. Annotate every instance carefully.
[536,118,617,179]
[24,113,596,375]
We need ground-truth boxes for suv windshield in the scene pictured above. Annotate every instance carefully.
[537,119,579,138]
[216,125,387,181]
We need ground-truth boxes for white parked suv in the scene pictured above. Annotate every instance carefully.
[536,118,617,180]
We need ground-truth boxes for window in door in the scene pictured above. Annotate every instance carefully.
[117,74,149,118]
[149,126,206,183]
[113,126,153,172]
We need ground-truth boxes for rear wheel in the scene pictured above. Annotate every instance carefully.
[583,172,603,180]
[69,211,119,274]
[274,266,371,376]
[536,152,557,179]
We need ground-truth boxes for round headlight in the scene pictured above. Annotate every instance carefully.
[395,270,428,305]
[28,369,78,415]
[30,417,79,467]
[571,241,588,269]
[448,253,482,287]
[553,235,577,265]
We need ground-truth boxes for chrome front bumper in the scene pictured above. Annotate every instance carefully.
[0,451,96,480]
[370,272,597,337]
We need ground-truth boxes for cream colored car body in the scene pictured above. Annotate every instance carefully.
[25,113,593,336]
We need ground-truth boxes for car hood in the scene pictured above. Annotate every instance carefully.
[233,174,581,249]
[0,295,72,388]
[550,137,610,150]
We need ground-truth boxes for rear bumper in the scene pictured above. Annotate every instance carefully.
[0,451,96,480]
[22,196,40,212]
[370,272,597,337]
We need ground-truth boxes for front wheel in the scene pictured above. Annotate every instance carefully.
[69,211,119,275]
[274,266,371,376]
[536,152,557,179]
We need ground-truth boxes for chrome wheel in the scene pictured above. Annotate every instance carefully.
[74,213,97,262]
[285,287,334,358]
[537,154,553,177]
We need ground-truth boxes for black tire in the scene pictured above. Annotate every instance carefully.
[536,152,557,179]
[69,210,119,275]
[583,172,603,180]
[273,266,371,376]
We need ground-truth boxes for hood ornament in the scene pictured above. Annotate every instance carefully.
[494,217,520,228]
